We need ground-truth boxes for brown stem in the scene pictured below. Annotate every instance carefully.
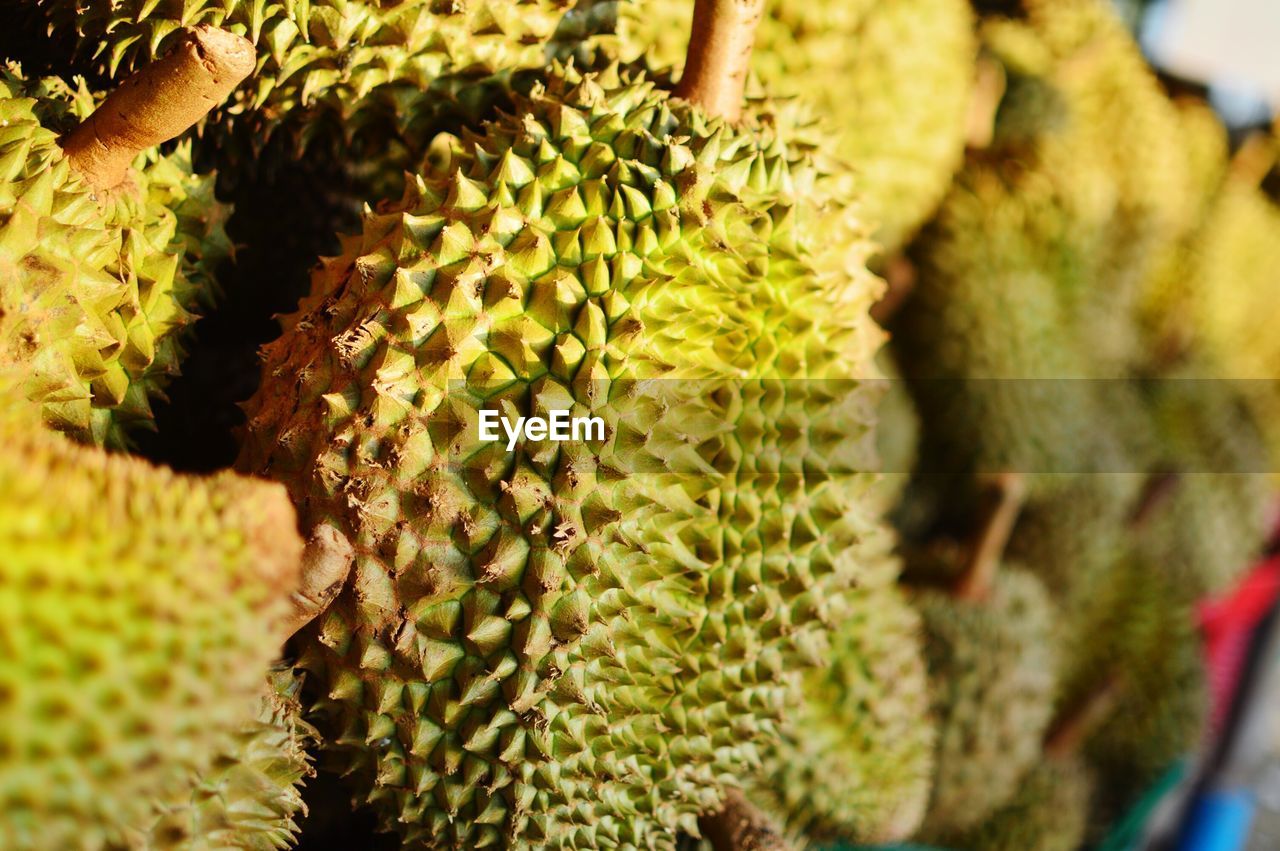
[700,789,794,851]
[965,55,1008,150]
[954,472,1026,602]
[1230,131,1277,189]
[62,25,255,193]
[1129,470,1181,532]
[1044,674,1123,760]
[281,523,355,638]
[674,0,765,122]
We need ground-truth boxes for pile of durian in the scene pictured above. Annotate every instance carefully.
[1,0,1276,849]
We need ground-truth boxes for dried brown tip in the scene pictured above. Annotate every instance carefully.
[699,788,794,851]
[281,523,356,638]
[62,25,255,193]
[954,471,1026,602]
[870,254,918,326]
[674,0,766,122]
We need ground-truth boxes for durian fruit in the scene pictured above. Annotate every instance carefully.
[1042,475,1210,821]
[0,29,247,445]
[1070,551,1209,825]
[1136,374,1272,595]
[0,392,305,850]
[892,0,1184,501]
[1005,471,1143,598]
[975,0,1191,372]
[890,473,1059,839]
[1178,134,1280,468]
[751,582,936,845]
[934,622,1118,851]
[621,0,976,254]
[938,756,1093,851]
[32,0,622,162]
[238,36,891,847]
[114,669,317,851]
[897,479,1060,840]
[1137,98,1232,361]
[912,565,1059,838]
[891,154,1125,498]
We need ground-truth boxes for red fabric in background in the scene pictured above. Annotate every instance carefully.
[1199,552,1280,736]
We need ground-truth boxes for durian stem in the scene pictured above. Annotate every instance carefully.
[965,55,1007,150]
[282,523,355,638]
[700,789,794,851]
[62,25,255,193]
[1044,674,1122,760]
[955,472,1025,602]
[1230,131,1278,189]
[674,0,765,122]
[1129,470,1181,531]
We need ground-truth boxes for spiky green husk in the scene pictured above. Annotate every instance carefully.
[977,0,1190,372]
[872,354,920,515]
[1135,375,1271,595]
[33,0,621,163]
[939,757,1092,851]
[1136,98,1231,363]
[912,569,1058,837]
[114,669,316,851]
[0,406,302,850]
[1006,472,1143,598]
[1071,552,1208,823]
[891,155,1124,495]
[238,65,889,849]
[1004,473,1145,723]
[753,584,935,845]
[753,0,975,254]
[1179,143,1280,470]
[0,67,232,446]
[621,0,975,254]
[891,0,1185,495]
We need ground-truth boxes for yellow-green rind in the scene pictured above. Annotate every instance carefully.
[1076,554,1208,825]
[33,0,623,161]
[0,66,232,446]
[892,155,1121,495]
[938,757,1092,851]
[239,65,889,849]
[892,1,1182,496]
[622,0,976,254]
[1136,98,1231,364]
[0,412,302,850]
[754,583,935,846]
[1184,139,1280,470]
[979,0,1191,373]
[112,669,316,851]
[912,569,1059,837]
[1136,374,1271,596]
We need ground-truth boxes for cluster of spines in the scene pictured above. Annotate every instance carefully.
[0,66,232,446]
[240,64,886,848]
[33,0,624,158]
[0,407,301,849]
